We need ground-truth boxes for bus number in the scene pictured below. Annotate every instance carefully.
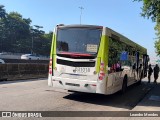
[75,67,90,73]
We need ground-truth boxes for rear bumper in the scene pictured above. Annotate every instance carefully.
[52,76,97,93]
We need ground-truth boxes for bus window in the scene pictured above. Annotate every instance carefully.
[57,27,102,56]
[121,60,132,67]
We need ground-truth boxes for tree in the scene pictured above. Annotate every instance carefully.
[0,5,6,19]
[0,5,7,52]
[30,25,45,54]
[4,12,31,52]
[0,5,52,55]
[134,0,160,22]
[135,0,160,56]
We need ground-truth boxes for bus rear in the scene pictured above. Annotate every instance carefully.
[48,24,109,94]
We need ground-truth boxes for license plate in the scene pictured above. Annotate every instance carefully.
[74,67,90,74]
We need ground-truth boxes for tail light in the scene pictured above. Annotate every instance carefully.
[49,58,52,75]
[99,62,105,80]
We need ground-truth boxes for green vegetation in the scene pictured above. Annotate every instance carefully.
[115,31,147,54]
[0,5,52,56]
[134,0,160,56]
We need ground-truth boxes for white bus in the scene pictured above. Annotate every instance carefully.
[48,24,149,95]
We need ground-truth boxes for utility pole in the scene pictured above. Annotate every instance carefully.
[31,36,33,54]
[31,25,43,54]
[79,6,84,24]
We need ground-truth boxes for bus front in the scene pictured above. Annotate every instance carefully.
[48,25,108,94]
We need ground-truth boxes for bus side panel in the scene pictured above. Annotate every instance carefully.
[106,73,123,94]
[96,28,109,94]
[48,29,56,87]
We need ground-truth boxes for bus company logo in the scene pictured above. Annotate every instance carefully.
[2,112,11,117]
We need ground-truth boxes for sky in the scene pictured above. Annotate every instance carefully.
[0,0,158,61]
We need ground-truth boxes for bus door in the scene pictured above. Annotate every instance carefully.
[142,54,149,78]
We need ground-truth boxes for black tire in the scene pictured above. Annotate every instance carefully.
[121,75,128,94]
[137,72,142,85]
[137,78,142,85]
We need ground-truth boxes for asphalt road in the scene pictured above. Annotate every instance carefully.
[0,78,156,120]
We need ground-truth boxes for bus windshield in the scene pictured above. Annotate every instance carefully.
[56,27,102,57]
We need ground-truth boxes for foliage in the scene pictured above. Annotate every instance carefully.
[134,0,160,22]
[155,39,160,55]
[0,5,52,56]
[0,5,6,19]
[134,0,160,56]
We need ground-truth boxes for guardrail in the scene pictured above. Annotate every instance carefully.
[3,59,49,64]
[0,54,49,60]
[0,63,49,80]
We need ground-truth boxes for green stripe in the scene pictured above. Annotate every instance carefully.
[96,35,109,73]
[50,33,56,68]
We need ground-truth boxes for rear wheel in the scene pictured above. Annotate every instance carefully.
[137,78,142,85]
[137,72,142,85]
[121,75,128,94]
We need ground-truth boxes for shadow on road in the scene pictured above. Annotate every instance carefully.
[0,78,46,85]
[136,83,160,108]
[64,82,154,110]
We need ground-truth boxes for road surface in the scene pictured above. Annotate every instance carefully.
[0,78,158,120]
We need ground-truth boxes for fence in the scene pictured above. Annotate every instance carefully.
[0,63,49,80]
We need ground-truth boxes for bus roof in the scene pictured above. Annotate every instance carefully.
[106,27,147,54]
[57,24,103,29]
[56,24,147,54]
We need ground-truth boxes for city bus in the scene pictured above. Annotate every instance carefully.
[48,24,149,95]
